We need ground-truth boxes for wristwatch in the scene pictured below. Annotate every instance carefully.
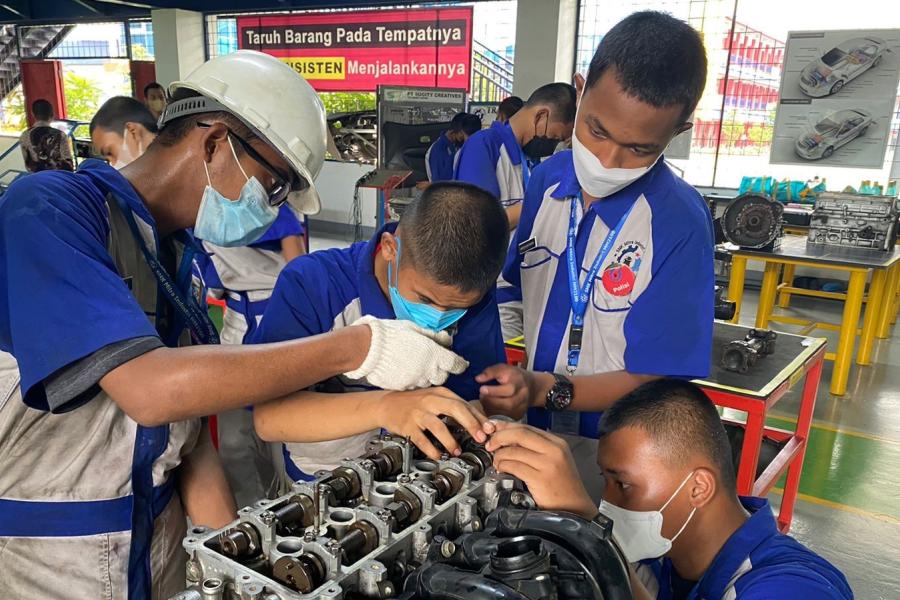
[545,373,574,412]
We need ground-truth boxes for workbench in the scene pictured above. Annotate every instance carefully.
[697,322,826,533]
[504,321,825,533]
[727,235,900,395]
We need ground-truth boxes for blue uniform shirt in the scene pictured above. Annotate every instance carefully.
[455,120,527,307]
[454,120,526,207]
[245,204,305,252]
[197,203,304,291]
[0,162,177,410]
[250,222,506,400]
[640,497,853,599]
[195,204,305,343]
[504,151,714,436]
[425,133,458,183]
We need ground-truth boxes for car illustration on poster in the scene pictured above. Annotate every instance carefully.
[795,108,874,160]
[799,37,887,97]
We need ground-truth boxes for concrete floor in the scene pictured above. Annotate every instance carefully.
[307,229,899,598]
[733,292,900,599]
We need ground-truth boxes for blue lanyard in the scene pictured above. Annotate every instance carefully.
[111,193,220,346]
[522,159,531,192]
[565,194,635,373]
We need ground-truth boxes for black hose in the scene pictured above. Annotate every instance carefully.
[410,563,533,600]
[485,508,632,600]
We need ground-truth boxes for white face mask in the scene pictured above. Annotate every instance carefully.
[597,470,697,563]
[111,127,144,170]
[571,106,662,199]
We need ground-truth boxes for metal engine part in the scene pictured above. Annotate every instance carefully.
[714,285,736,321]
[721,193,784,251]
[808,192,898,251]
[169,428,632,600]
[721,329,777,374]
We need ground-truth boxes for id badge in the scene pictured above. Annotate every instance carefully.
[550,411,580,436]
[517,237,537,254]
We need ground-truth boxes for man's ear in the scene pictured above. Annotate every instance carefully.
[380,231,398,263]
[124,121,140,140]
[201,121,230,163]
[688,467,717,509]
[674,121,694,137]
[573,73,586,104]
[534,107,550,131]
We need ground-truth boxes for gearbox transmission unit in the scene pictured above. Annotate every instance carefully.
[721,193,784,251]
[169,428,631,600]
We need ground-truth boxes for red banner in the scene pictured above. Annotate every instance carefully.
[237,8,473,92]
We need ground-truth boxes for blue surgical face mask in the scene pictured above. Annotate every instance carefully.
[193,136,279,247]
[388,238,467,332]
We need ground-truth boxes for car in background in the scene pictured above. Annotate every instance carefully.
[326,111,377,164]
[799,37,887,97]
[795,108,873,160]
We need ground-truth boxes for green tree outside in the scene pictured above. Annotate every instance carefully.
[0,70,101,135]
[1,85,26,133]
[319,92,375,117]
[131,44,152,60]
[63,71,101,122]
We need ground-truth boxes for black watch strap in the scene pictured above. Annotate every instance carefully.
[545,373,574,412]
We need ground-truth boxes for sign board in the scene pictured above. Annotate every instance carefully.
[770,29,900,169]
[468,101,500,128]
[237,7,473,92]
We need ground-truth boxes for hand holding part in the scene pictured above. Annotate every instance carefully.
[475,364,535,419]
[377,387,487,460]
[485,421,597,519]
[345,315,469,390]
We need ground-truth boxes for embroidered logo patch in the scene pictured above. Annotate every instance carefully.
[602,263,636,296]
[600,241,645,297]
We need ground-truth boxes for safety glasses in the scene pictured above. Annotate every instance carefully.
[197,122,307,206]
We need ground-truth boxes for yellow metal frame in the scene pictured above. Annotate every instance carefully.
[782,226,808,237]
[727,253,900,396]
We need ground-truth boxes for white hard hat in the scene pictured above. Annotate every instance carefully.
[162,50,327,215]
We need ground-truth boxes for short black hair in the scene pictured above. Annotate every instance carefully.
[586,11,707,122]
[498,96,524,120]
[400,182,509,295]
[144,82,166,98]
[598,379,737,493]
[90,96,158,135]
[32,99,53,122]
[449,112,482,136]
[154,88,255,152]
[524,83,577,124]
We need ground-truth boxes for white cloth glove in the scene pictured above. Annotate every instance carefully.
[345,315,469,391]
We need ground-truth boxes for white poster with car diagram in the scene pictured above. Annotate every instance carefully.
[770,29,900,169]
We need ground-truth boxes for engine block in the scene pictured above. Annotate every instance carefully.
[169,430,631,600]
[808,192,898,251]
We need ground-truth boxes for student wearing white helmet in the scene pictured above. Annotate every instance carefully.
[90,93,309,510]
[0,50,484,599]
